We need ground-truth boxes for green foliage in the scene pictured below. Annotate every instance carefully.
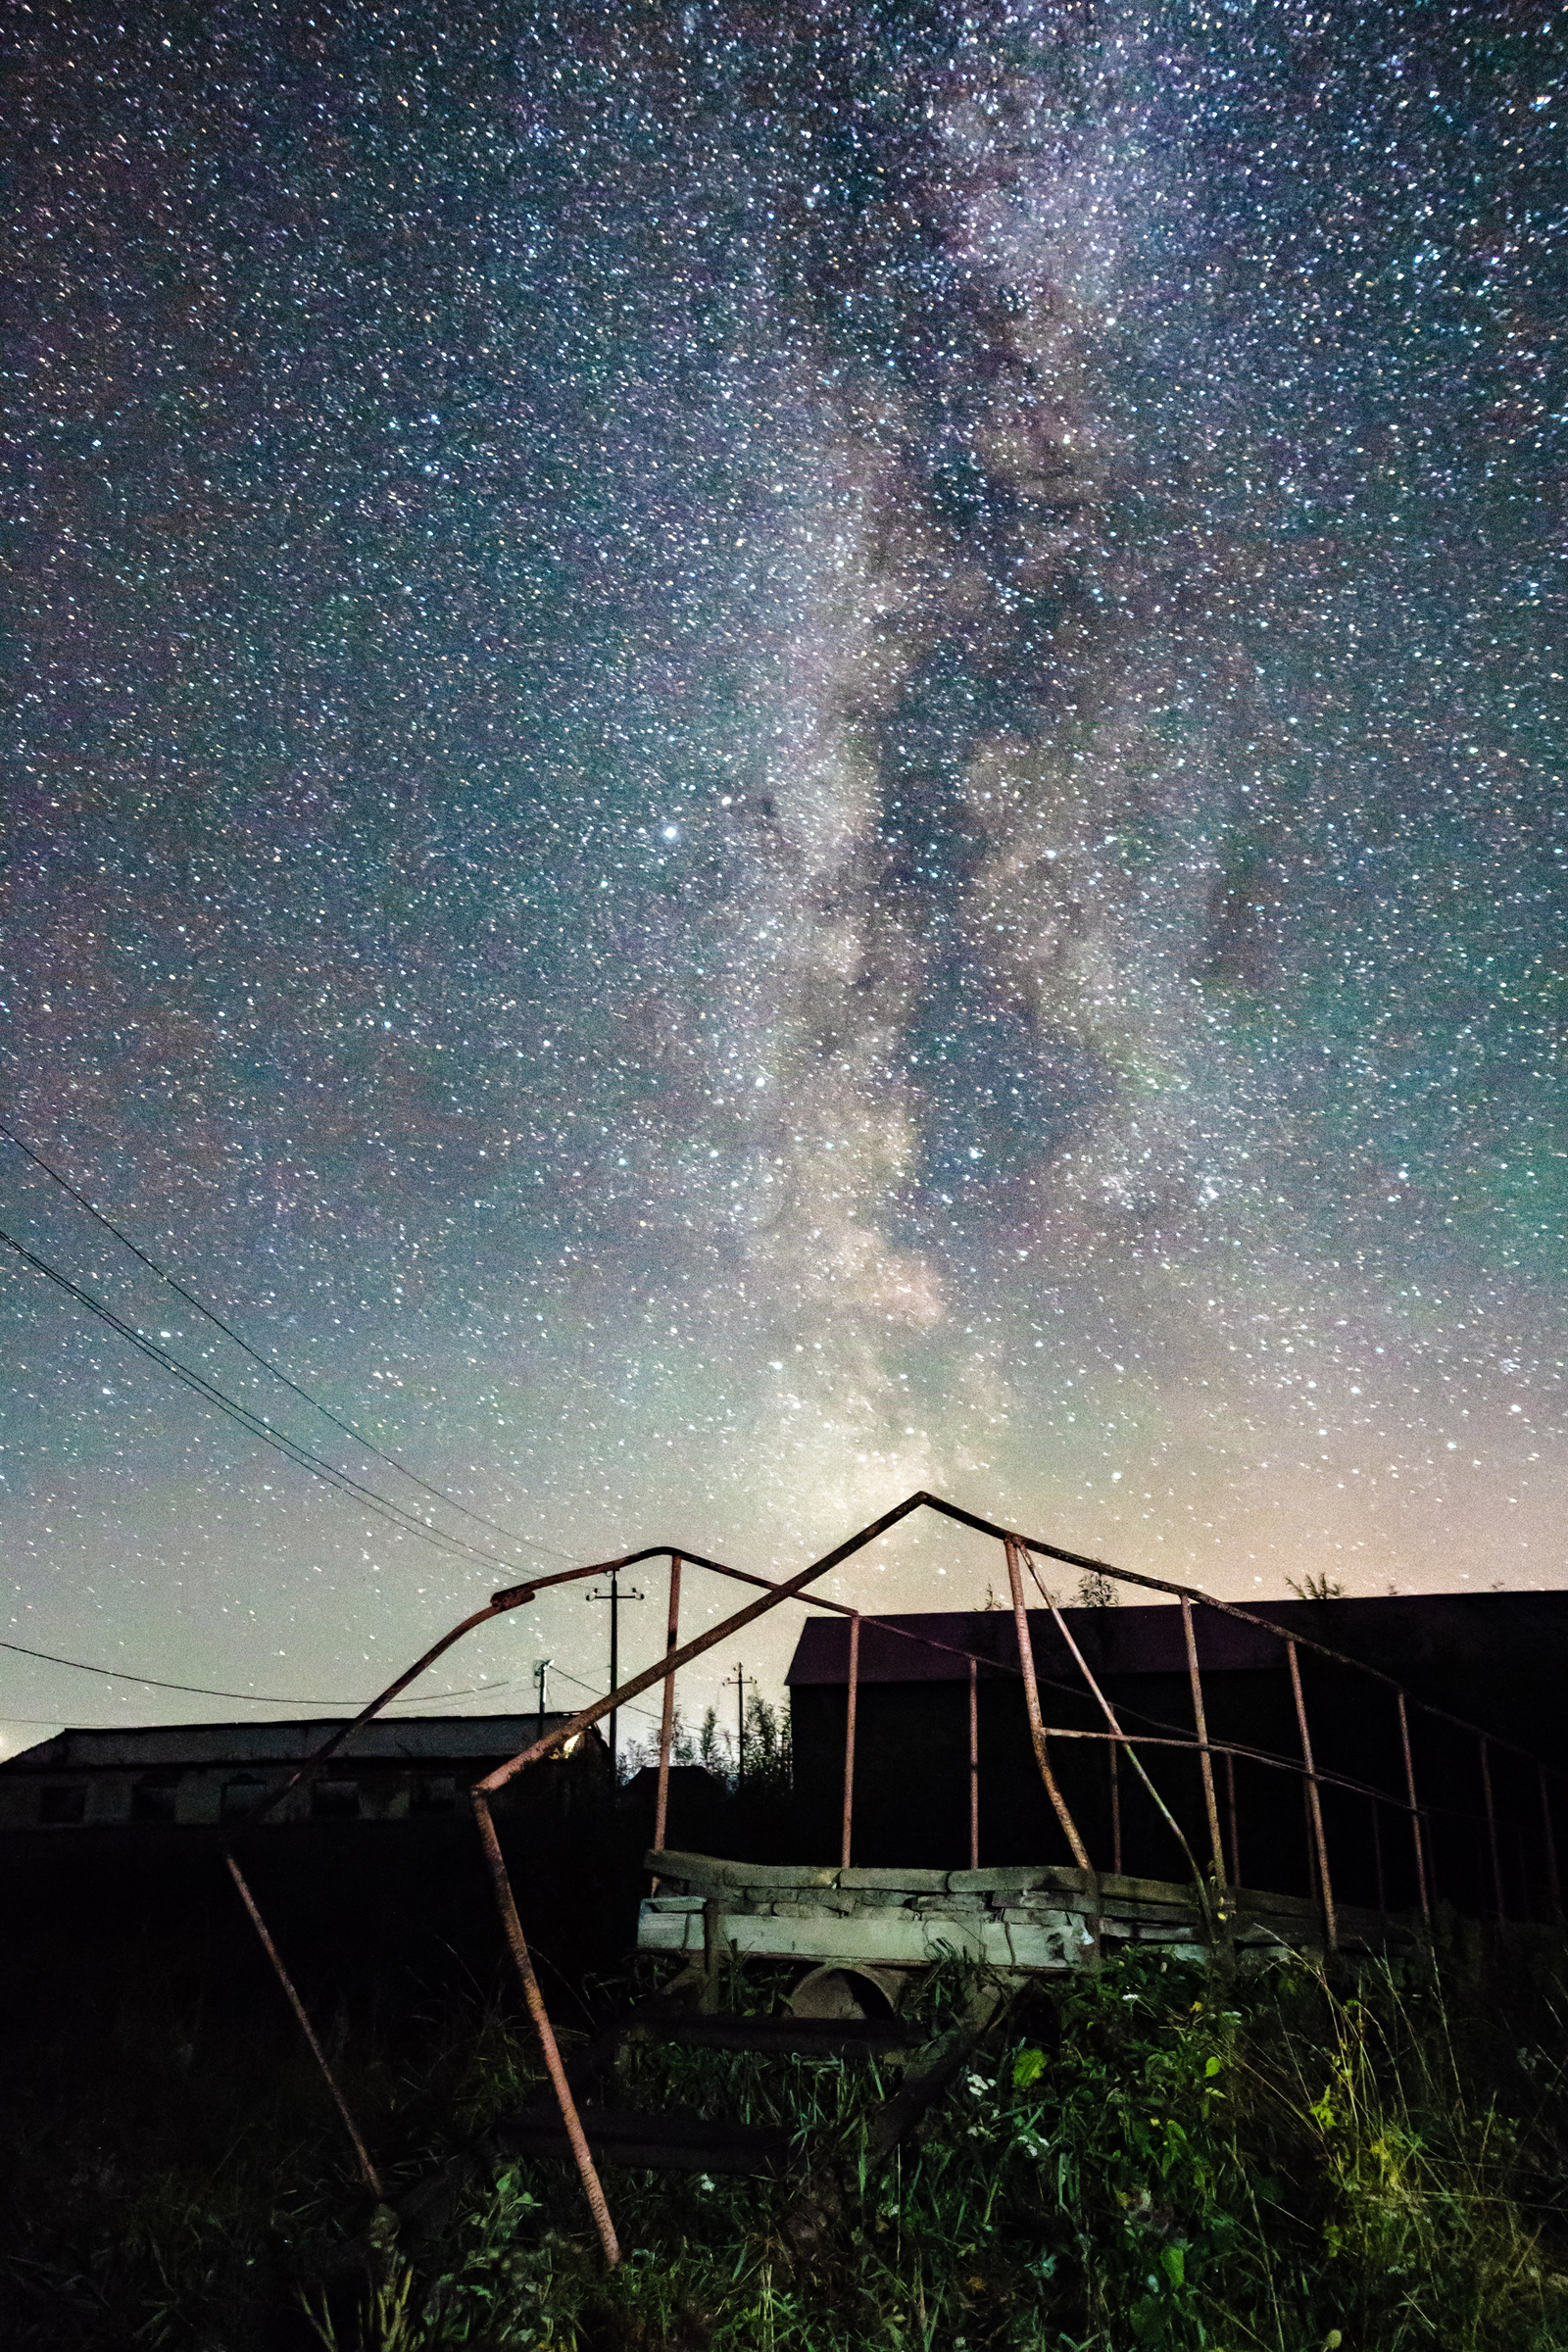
[1286,1575,1345,1603]
[1247,1966,1568,2348]
[740,1692,792,1794]
[697,1706,725,1779]
[631,1691,793,1802]
[341,1950,1568,2352]
[10,1941,1568,2349]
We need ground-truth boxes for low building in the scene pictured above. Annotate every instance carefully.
[0,1712,609,1832]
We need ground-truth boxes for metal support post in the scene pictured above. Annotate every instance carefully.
[1396,1690,1431,1926]
[1287,1639,1337,1952]
[225,1853,384,2202]
[967,1652,980,1872]
[1225,1750,1240,1889]
[1181,1595,1229,1912]
[842,1613,860,1870]
[652,1553,682,1866]
[1109,1732,1122,1876]
[1004,1536,1092,1872]
[1037,1572,1205,1898]
[470,1791,619,2269]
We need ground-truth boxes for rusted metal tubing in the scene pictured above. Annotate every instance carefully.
[652,1553,682,1869]
[278,1488,1553,1950]
[1287,1640,1337,1951]
[282,1492,1560,1839]
[972,1715,1435,1822]
[968,1654,980,1872]
[842,1613,860,1871]
[1182,1595,1229,1906]
[225,1853,384,2201]
[1541,1762,1563,1925]
[1004,1536,1092,1871]
[537,1494,1539,1785]
[1397,1690,1431,1926]
[1480,1739,1505,1920]
[233,1588,538,1828]
[469,1790,620,2270]
[1224,1750,1239,1888]
[508,1494,1565,1799]
[1110,1738,1122,1877]
[1029,1557,1208,1897]
[477,1492,937,1795]
[912,1492,1561,1776]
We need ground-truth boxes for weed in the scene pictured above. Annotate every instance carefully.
[362,1946,1568,2351]
[8,1934,1568,2348]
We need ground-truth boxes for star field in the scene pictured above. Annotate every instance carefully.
[2,0,1564,1745]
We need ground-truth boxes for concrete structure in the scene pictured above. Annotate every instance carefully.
[0,1713,608,1831]
[637,1849,1409,1976]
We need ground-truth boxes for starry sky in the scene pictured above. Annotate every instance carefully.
[2,0,1564,1754]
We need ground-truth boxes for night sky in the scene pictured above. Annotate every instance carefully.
[3,1,1564,1753]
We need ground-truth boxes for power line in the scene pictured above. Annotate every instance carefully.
[0,1633,509,1709]
[549,1659,662,1730]
[0,1118,569,1565]
[0,1635,661,1727]
[0,1225,548,1580]
[2,1714,137,1727]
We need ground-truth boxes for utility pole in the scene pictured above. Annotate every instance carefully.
[723,1662,751,1786]
[586,1564,644,1776]
[533,1657,553,1743]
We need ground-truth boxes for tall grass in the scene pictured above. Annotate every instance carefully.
[9,1934,1568,2348]
[318,1946,1568,2352]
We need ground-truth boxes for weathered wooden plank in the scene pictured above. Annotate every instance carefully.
[840,1865,951,1891]
[646,1848,841,1889]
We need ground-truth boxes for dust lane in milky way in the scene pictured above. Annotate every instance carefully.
[2,2,1564,1739]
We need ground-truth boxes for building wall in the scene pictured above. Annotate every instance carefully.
[0,1723,609,1833]
[790,1664,1559,1924]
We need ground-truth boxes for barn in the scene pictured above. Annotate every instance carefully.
[784,1592,1568,1923]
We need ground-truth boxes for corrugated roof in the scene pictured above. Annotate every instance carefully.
[0,1713,591,1772]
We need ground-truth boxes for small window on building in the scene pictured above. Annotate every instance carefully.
[132,1775,180,1824]
[39,1785,86,1826]
[221,1775,269,1821]
[312,1777,360,1819]
[411,1774,457,1815]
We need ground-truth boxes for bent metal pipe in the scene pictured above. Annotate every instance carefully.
[220,1490,1563,2265]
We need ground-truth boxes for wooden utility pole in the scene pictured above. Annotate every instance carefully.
[586,1566,644,1773]
[723,1662,751,1785]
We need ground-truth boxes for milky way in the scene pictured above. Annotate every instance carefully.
[2,1,1564,1746]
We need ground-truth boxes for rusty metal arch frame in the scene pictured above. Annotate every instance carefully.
[221,1490,1568,2267]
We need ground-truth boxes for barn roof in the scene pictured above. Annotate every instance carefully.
[784,1592,1568,1688]
[0,1713,592,1773]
